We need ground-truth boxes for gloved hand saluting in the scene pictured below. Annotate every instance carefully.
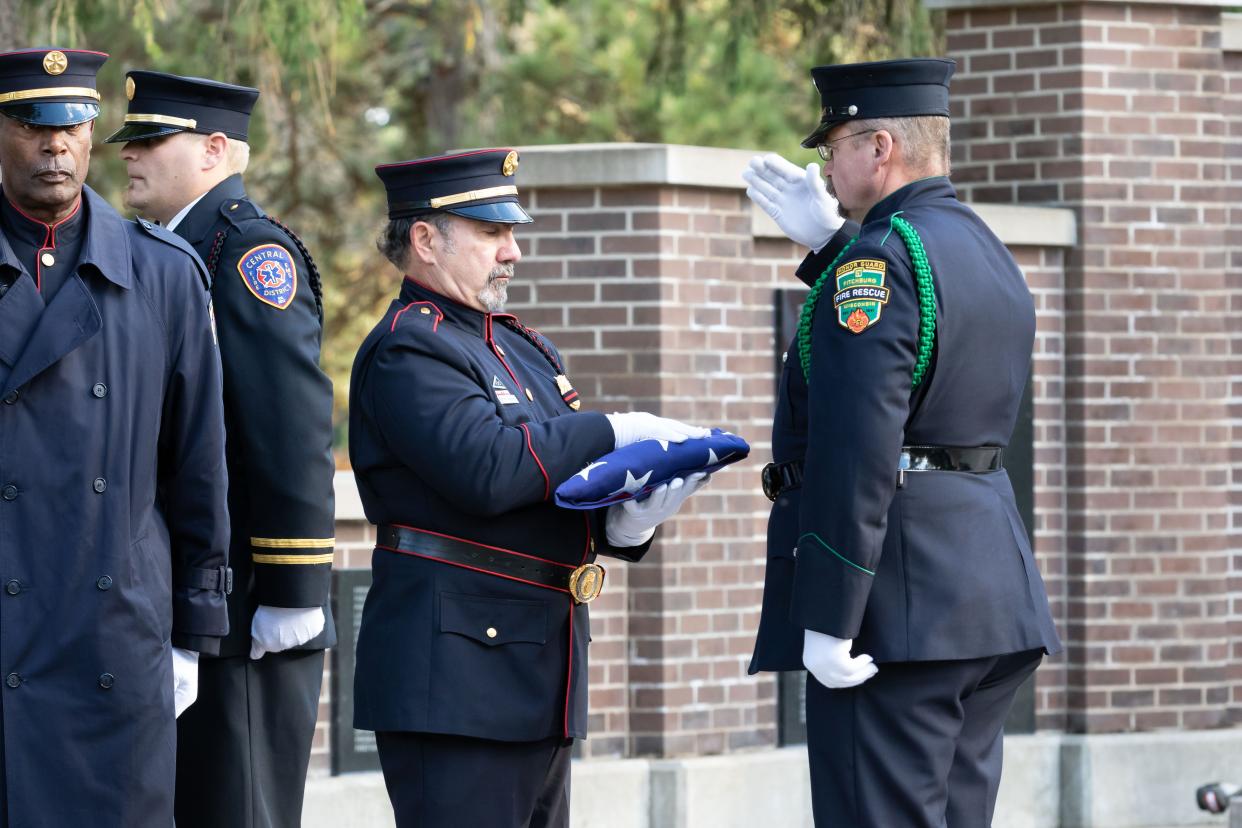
[172,646,199,718]
[605,473,709,547]
[802,629,878,689]
[605,412,710,450]
[250,605,326,660]
[742,153,845,251]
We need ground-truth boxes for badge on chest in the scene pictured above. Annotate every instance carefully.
[492,375,519,405]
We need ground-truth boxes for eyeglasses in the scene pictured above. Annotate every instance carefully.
[816,129,879,162]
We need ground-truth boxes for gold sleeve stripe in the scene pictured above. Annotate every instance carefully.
[250,537,336,548]
[252,552,336,565]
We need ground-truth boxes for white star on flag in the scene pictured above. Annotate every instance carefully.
[707,448,719,466]
[576,461,607,482]
[608,468,653,498]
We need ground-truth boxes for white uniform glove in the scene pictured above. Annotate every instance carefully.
[605,412,710,450]
[250,605,326,660]
[172,646,199,718]
[742,153,845,251]
[802,629,878,689]
[605,473,709,547]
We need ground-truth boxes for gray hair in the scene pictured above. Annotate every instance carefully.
[852,115,950,175]
[376,212,455,272]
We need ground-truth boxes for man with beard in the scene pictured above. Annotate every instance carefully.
[743,59,1061,826]
[0,48,230,825]
[106,71,335,828]
[349,148,710,827]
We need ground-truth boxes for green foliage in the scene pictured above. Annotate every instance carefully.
[6,0,940,432]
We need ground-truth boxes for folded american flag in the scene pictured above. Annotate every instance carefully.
[554,429,750,509]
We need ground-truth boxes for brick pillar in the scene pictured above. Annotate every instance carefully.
[941,0,1235,731]
[1224,16,1242,727]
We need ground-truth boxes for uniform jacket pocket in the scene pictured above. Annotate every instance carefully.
[439,591,547,647]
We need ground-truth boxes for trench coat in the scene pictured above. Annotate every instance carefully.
[0,186,230,826]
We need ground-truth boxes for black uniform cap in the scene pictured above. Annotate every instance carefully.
[0,48,106,127]
[375,148,532,225]
[801,58,956,149]
[104,70,258,144]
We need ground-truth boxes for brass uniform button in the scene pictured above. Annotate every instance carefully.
[40,252,54,267]
[486,627,498,639]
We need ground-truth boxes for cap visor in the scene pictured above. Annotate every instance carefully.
[103,122,186,144]
[445,201,533,224]
[800,120,835,149]
[1,101,99,127]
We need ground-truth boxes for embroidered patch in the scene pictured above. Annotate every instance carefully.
[237,244,297,310]
[833,259,890,334]
[492,375,519,405]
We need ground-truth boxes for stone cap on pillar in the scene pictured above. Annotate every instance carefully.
[513,142,1075,248]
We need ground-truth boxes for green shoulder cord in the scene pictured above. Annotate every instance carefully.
[796,217,937,389]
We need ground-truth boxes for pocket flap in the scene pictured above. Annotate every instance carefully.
[439,592,548,647]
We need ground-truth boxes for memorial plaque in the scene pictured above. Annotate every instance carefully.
[331,569,381,774]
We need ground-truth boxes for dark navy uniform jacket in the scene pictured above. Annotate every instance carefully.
[174,174,336,657]
[0,186,229,825]
[349,277,649,742]
[751,176,1061,671]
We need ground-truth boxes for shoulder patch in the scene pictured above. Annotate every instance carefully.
[134,218,212,290]
[833,258,889,334]
[237,243,297,310]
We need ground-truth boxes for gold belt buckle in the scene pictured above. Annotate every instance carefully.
[568,563,605,604]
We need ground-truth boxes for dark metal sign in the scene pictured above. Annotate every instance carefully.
[331,568,381,774]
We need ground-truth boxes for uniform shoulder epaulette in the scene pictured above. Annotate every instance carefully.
[134,217,212,291]
[218,197,264,228]
[388,300,445,335]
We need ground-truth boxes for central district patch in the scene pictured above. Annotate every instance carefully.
[238,244,297,310]
[833,258,890,334]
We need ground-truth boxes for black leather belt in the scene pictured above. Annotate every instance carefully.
[761,445,1003,500]
[761,460,804,501]
[376,524,605,604]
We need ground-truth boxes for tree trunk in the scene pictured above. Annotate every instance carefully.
[0,0,21,53]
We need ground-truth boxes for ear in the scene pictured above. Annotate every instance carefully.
[201,132,229,172]
[873,130,895,166]
[409,220,438,266]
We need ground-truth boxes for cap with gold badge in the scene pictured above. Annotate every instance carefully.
[0,47,107,127]
[104,70,259,144]
[800,58,956,149]
[375,148,532,225]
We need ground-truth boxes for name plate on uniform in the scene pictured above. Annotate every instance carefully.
[331,569,381,774]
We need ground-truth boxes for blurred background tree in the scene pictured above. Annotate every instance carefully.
[2,0,940,447]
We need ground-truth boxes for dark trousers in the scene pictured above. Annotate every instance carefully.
[376,731,572,828]
[174,649,325,828]
[806,649,1043,828]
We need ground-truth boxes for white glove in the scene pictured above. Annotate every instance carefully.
[605,412,710,450]
[250,605,326,660]
[605,473,709,547]
[802,629,878,689]
[172,647,199,718]
[742,153,845,251]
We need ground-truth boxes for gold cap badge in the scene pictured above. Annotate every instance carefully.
[502,150,519,176]
[125,76,135,101]
[43,51,68,76]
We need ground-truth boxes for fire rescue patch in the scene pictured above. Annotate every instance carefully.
[492,375,519,405]
[237,244,297,310]
[833,259,889,334]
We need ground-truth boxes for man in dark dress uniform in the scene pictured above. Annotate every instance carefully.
[349,149,710,827]
[0,48,230,826]
[744,59,1062,826]
[105,71,335,828]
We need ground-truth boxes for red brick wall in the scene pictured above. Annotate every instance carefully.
[1225,41,1242,724]
[946,2,1235,732]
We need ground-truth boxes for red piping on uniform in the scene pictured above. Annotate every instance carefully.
[563,512,594,738]
[484,314,523,389]
[376,545,570,595]
[390,300,443,333]
[389,523,576,569]
[519,423,551,500]
[377,148,514,170]
[7,195,81,292]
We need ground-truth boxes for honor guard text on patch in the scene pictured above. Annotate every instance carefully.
[237,244,298,310]
[492,376,519,405]
[834,259,889,334]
